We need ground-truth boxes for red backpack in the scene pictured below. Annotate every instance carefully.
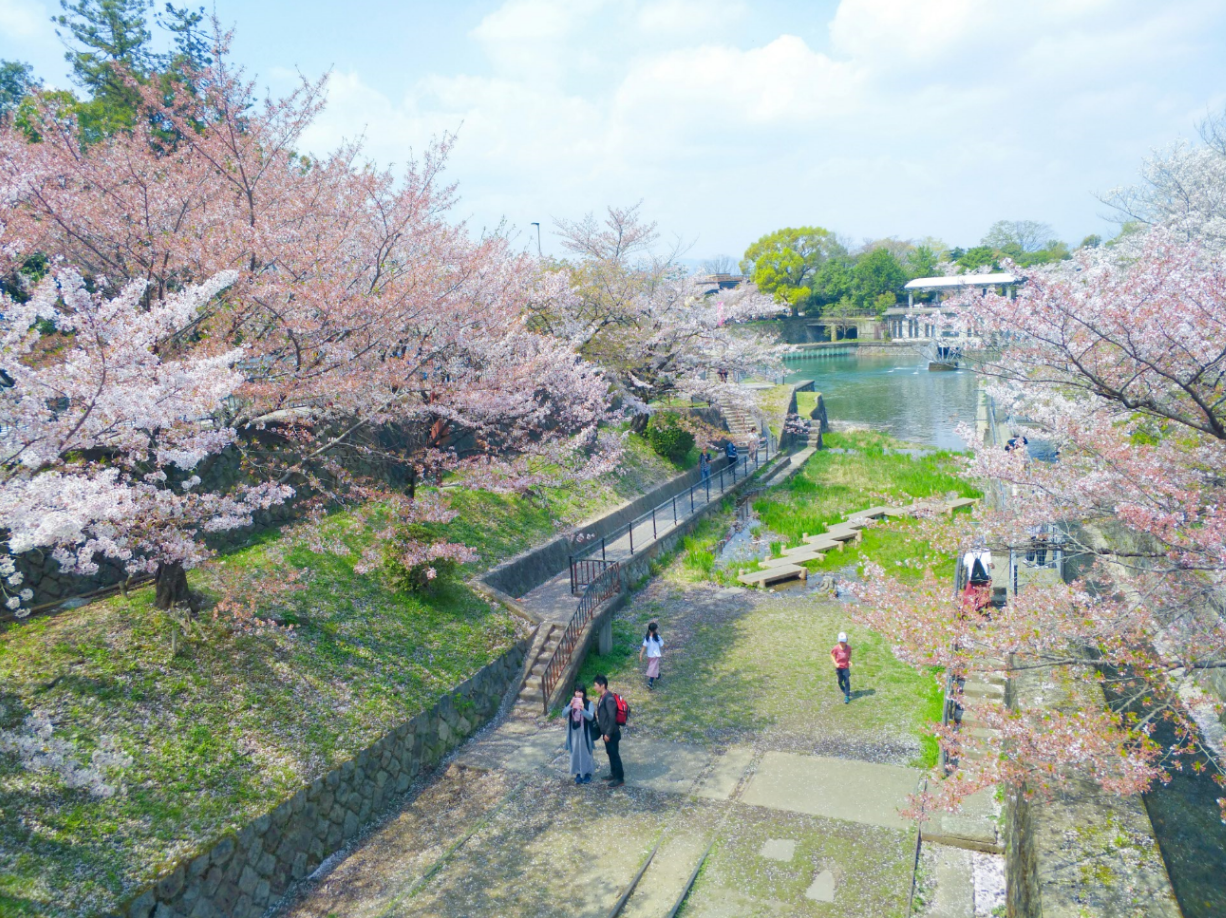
[613,693,630,726]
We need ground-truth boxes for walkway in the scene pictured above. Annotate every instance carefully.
[520,456,772,624]
[278,573,988,918]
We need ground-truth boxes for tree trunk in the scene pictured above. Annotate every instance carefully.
[630,412,650,435]
[154,561,192,610]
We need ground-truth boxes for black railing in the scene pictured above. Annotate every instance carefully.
[567,434,774,580]
[542,561,621,713]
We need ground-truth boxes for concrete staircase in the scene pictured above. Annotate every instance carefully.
[923,655,1006,853]
[506,622,561,726]
[716,399,762,443]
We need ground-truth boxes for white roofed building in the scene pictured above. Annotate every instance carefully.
[884,273,1021,340]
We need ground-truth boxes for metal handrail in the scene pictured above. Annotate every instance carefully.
[570,558,616,596]
[568,435,773,571]
[542,561,621,712]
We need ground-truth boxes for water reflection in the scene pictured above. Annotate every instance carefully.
[783,353,979,450]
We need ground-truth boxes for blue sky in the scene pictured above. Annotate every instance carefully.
[3,0,1225,259]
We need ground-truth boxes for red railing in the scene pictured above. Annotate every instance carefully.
[542,561,621,712]
[570,557,616,596]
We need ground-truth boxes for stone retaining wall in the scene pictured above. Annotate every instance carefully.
[119,639,528,918]
[1004,656,1180,918]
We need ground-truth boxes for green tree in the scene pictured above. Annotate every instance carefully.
[907,244,939,279]
[956,246,998,271]
[809,255,855,311]
[0,61,40,119]
[740,226,844,314]
[54,0,154,137]
[851,247,906,312]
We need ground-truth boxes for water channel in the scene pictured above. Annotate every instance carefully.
[782,351,979,449]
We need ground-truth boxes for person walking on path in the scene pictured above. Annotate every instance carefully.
[594,675,624,788]
[725,439,738,467]
[830,632,852,704]
[639,622,663,690]
[700,450,711,482]
[563,685,597,784]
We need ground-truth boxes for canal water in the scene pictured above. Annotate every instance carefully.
[783,352,979,450]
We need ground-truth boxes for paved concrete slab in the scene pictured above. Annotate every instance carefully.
[922,787,1002,853]
[759,838,796,862]
[805,868,837,902]
[459,727,563,775]
[692,745,755,801]
[740,751,920,830]
[777,546,826,564]
[619,740,714,796]
[737,564,804,586]
[922,844,974,918]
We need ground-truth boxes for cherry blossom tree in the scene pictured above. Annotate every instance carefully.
[1101,105,1226,252]
[853,233,1226,817]
[0,267,292,613]
[535,204,787,430]
[0,32,617,607]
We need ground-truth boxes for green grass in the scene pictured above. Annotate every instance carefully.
[795,390,820,418]
[577,580,944,761]
[0,439,687,917]
[755,384,795,438]
[752,430,979,566]
[0,506,525,916]
[579,430,969,765]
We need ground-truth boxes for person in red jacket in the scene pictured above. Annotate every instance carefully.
[830,632,852,704]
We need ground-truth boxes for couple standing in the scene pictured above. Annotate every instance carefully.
[564,675,624,788]
[563,623,661,788]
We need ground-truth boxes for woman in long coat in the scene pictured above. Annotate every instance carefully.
[564,684,597,784]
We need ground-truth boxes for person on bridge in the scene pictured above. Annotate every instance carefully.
[594,675,625,788]
[564,685,596,785]
[639,622,663,690]
[830,632,852,704]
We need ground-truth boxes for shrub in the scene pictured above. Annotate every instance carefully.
[382,523,472,594]
[644,413,696,465]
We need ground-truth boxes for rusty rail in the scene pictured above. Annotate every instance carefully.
[542,561,621,713]
[570,557,616,596]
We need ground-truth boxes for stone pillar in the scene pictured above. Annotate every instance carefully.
[598,615,613,655]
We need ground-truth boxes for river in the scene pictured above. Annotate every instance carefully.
[782,351,979,450]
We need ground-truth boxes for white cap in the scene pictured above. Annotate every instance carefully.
[837,631,848,643]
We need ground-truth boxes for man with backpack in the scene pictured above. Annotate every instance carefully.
[594,675,626,788]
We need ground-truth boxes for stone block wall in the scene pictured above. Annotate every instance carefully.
[119,639,527,918]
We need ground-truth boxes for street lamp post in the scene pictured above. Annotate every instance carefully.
[530,222,542,258]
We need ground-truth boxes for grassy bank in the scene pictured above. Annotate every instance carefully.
[574,430,975,767]
[577,578,944,766]
[0,440,683,916]
[753,430,979,582]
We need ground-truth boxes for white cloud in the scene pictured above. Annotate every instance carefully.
[635,0,747,36]
[295,0,1226,255]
